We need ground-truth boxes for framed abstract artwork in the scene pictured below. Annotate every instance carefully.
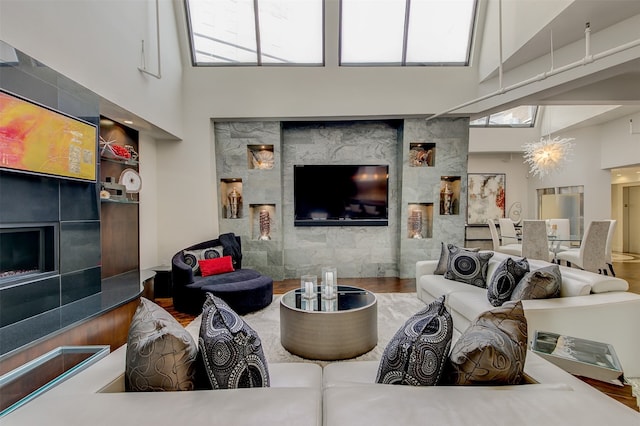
[467,173,506,225]
[0,89,98,182]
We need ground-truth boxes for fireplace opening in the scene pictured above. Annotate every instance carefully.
[0,224,58,284]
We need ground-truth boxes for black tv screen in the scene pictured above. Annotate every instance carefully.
[294,165,389,226]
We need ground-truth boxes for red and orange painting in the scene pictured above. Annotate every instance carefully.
[0,90,97,181]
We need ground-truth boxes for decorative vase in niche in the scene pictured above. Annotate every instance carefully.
[443,183,454,215]
[228,187,242,219]
[259,209,271,240]
[409,209,423,239]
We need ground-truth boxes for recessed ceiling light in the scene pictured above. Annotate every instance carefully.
[123,120,133,125]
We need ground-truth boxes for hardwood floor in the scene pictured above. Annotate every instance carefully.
[273,277,416,294]
[611,254,640,295]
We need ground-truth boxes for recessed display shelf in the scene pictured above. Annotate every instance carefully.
[250,204,276,240]
[407,203,433,239]
[220,179,243,219]
[247,145,275,170]
[409,142,435,167]
[440,176,461,215]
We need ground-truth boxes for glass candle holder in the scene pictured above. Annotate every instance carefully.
[321,267,337,300]
[300,274,317,299]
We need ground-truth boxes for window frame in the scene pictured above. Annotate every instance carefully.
[185,0,326,67]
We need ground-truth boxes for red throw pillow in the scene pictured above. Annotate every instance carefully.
[199,256,235,277]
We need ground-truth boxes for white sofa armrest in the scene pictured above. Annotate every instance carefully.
[416,260,438,279]
[416,260,438,301]
[522,292,640,377]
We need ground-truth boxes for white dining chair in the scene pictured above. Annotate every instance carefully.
[498,218,519,246]
[487,219,522,256]
[556,220,610,274]
[521,220,554,262]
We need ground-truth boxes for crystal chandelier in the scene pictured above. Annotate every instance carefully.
[523,136,575,178]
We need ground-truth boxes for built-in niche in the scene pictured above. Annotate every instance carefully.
[250,204,276,240]
[409,142,435,167]
[407,203,433,239]
[247,145,275,170]
[220,179,243,219]
[440,176,461,215]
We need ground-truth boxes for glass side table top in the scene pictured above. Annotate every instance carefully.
[0,345,110,417]
[281,285,376,312]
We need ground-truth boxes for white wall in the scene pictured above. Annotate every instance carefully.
[599,112,640,169]
[468,152,530,221]
[0,0,184,139]
[524,125,612,224]
[477,0,572,82]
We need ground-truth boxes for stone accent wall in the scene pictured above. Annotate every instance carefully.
[399,118,469,277]
[215,118,469,280]
[281,121,401,279]
[214,122,285,280]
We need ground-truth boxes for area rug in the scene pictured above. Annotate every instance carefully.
[184,292,426,366]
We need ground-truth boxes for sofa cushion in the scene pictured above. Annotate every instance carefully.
[487,257,529,307]
[434,242,479,275]
[446,300,528,385]
[444,245,494,288]
[511,264,561,301]
[590,276,629,293]
[199,256,234,277]
[376,295,452,386]
[125,298,198,391]
[198,293,270,389]
[446,290,492,333]
[419,274,485,304]
[183,246,224,274]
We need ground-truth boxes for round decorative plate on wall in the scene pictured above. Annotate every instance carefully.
[119,168,142,193]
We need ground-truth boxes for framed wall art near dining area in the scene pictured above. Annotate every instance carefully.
[467,173,506,225]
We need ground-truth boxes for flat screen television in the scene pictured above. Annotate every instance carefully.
[294,164,389,226]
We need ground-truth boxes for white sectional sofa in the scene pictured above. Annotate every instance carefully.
[4,346,638,426]
[1,345,323,426]
[323,354,640,425]
[416,251,640,377]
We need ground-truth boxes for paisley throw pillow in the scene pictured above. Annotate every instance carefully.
[487,257,530,306]
[198,293,270,389]
[376,295,453,386]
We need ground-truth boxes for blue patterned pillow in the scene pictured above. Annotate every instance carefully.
[198,293,270,389]
[487,257,529,306]
[444,245,494,287]
[376,295,453,386]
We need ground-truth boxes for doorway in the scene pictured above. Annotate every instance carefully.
[623,186,640,254]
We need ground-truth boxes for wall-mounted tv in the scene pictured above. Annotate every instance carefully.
[0,89,98,182]
[294,164,389,226]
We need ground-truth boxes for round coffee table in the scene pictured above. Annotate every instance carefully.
[280,285,377,360]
